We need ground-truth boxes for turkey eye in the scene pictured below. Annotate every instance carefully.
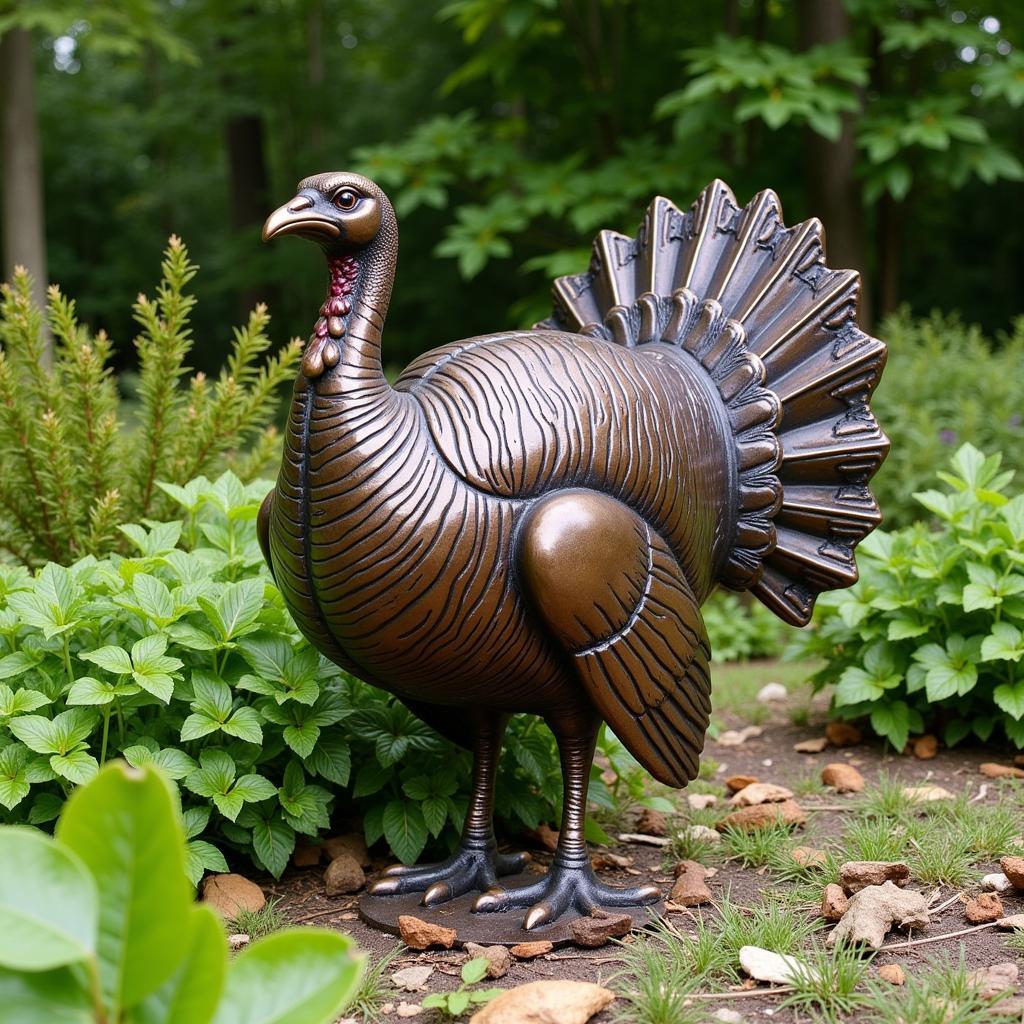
[334,189,358,210]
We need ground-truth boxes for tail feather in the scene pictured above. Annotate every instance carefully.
[535,179,889,626]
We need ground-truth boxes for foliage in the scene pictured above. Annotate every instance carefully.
[0,760,363,1024]
[702,591,784,662]
[0,238,301,565]
[0,471,571,875]
[421,958,501,1019]
[872,309,1024,528]
[793,443,1024,751]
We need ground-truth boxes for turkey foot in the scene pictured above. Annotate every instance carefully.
[367,841,529,906]
[472,857,661,930]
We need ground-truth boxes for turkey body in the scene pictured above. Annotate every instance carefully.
[265,328,724,776]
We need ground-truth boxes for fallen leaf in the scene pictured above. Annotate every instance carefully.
[469,981,614,1023]
[617,832,670,847]
[902,784,953,803]
[827,882,930,949]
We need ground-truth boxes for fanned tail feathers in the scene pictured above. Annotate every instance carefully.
[536,180,889,626]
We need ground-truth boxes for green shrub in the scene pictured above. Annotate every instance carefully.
[702,591,784,662]
[0,761,363,1024]
[0,238,301,565]
[792,444,1024,751]
[872,309,1024,529]
[0,472,571,876]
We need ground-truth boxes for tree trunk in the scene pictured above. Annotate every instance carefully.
[797,0,872,327]
[1,28,51,362]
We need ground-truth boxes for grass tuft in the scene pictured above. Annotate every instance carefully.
[780,939,872,1022]
[229,897,287,940]
[349,943,403,1023]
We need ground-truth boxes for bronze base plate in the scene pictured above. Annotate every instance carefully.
[358,871,665,947]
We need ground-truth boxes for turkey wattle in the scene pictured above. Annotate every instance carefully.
[260,171,889,930]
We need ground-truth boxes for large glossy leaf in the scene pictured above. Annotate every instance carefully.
[211,930,363,1024]
[56,763,193,1015]
[0,828,97,971]
[0,965,93,1024]
[128,905,226,1024]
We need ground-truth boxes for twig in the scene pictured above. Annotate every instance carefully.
[291,906,356,924]
[879,921,1000,951]
[929,891,964,915]
[685,986,796,1000]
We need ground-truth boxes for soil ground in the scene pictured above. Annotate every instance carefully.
[263,663,1024,1022]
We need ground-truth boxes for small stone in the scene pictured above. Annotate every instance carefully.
[725,774,760,793]
[510,940,554,959]
[391,965,434,991]
[822,883,849,921]
[322,834,371,866]
[293,843,322,867]
[878,964,905,986]
[228,933,250,951]
[396,1002,423,1018]
[712,1011,745,1024]
[792,847,827,868]
[982,872,1013,892]
[717,726,763,747]
[592,851,633,871]
[465,943,512,979]
[826,882,930,949]
[687,793,718,810]
[201,874,265,918]
[324,851,365,895]
[997,914,1024,930]
[839,861,910,894]
[756,682,788,703]
[1000,855,1024,888]
[469,981,614,1024]
[534,823,560,852]
[634,808,668,836]
[965,892,1003,923]
[821,763,865,793]
[903,785,954,803]
[794,737,828,754]
[911,734,938,759]
[681,824,721,844]
[669,860,712,906]
[968,962,1019,999]
[327,316,345,337]
[981,762,1024,779]
[716,799,805,832]
[571,910,633,948]
[739,945,810,985]
[730,783,794,806]
[398,915,456,950]
[825,721,861,748]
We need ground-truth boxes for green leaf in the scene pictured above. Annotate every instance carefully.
[8,714,59,754]
[250,816,296,879]
[0,965,93,1024]
[0,684,51,716]
[185,840,230,886]
[50,750,99,784]
[995,681,1024,720]
[449,990,471,1016]
[81,645,133,675]
[210,929,364,1024]
[382,800,428,865]
[461,957,489,985]
[232,774,278,803]
[56,763,193,1014]
[0,828,97,971]
[982,622,1024,662]
[870,701,913,751]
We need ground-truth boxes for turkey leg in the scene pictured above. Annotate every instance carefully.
[473,715,661,929]
[366,711,528,906]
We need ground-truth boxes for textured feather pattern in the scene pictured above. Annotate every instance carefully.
[536,180,889,625]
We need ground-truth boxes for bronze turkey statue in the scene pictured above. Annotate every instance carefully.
[260,172,888,935]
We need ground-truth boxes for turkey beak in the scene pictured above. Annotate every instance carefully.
[262,194,341,242]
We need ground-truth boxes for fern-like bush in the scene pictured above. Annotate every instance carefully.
[0,472,573,878]
[793,444,1024,751]
[0,237,302,565]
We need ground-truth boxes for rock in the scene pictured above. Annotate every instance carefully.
[794,737,829,754]
[878,964,905,986]
[293,842,322,867]
[839,861,910,894]
[903,785,954,803]
[398,915,456,950]
[469,981,614,1024]
[465,943,512,979]
[228,933,250,951]
[716,799,805,833]
[911,735,938,760]
[717,726,763,747]
[757,682,788,703]
[396,1002,423,1018]
[982,872,1013,892]
[792,847,827,868]
[981,762,1024,779]
[712,1011,746,1024]
[968,962,1019,999]
[391,965,434,991]
[826,882,930,949]
[730,783,794,806]
[825,721,861,748]
[739,945,811,985]
[681,824,721,844]
[634,808,668,836]
[687,793,718,810]
[997,914,1024,930]
[965,892,1004,923]
[534,823,560,852]
[725,774,760,793]
[201,874,265,918]
[669,860,712,906]
[571,910,633,948]
[1000,855,1024,888]
[322,834,371,867]
[592,851,633,871]
[821,763,865,794]
[324,851,365,895]
[510,940,554,959]
[822,884,849,922]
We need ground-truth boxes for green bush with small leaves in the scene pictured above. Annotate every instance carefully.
[421,957,501,1019]
[702,591,784,663]
[793,444,1024,751]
